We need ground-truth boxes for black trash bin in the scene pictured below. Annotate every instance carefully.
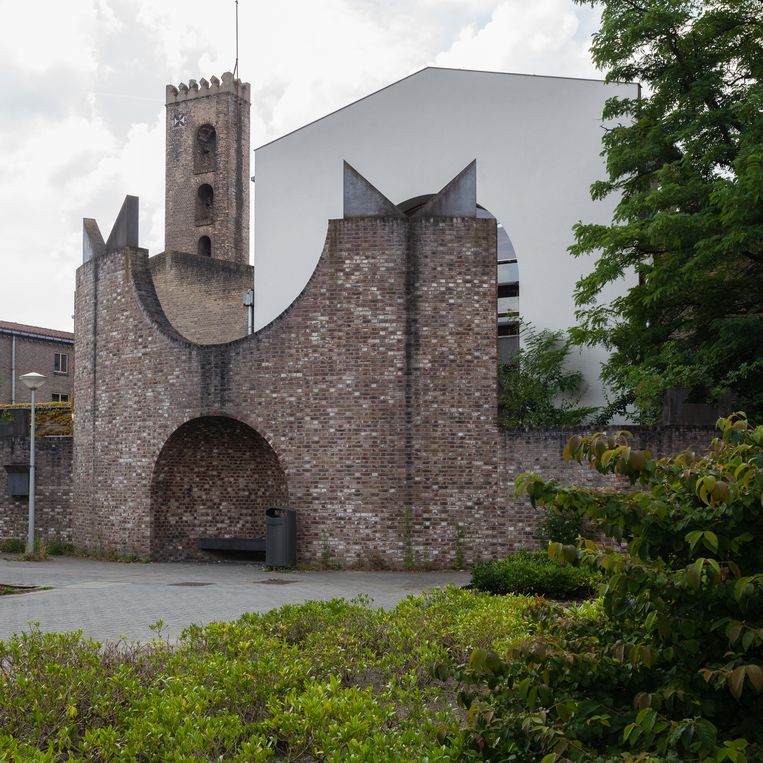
[266,507,296,567]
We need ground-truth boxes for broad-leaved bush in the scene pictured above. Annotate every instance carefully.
[455,414,763,761]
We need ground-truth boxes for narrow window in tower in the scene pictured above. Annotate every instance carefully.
[194,124,217,173]
[198,236,212,257]
[195,184,214,225]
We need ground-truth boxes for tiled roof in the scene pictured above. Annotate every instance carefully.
[0,320,74,342]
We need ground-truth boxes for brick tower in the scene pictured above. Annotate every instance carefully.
[165,72,251,265]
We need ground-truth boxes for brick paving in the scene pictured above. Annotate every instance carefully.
[0,556,469,642]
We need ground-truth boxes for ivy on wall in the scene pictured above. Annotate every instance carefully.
[0,403,73,436]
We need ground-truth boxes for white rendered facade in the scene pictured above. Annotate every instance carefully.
[253,67,638,410]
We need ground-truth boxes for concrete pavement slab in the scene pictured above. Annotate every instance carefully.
[0,556,469,642]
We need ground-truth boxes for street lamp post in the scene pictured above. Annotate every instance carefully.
[19,372,46,555]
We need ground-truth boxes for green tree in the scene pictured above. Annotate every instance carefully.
[570,0,763,423]
[498,325,596,429]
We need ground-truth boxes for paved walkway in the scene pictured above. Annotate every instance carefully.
[0,556,469,642]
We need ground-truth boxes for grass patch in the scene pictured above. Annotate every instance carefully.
[0,587,556,761]
[64,547,146,563]
[0,538,146,563]
[0,538,25,554]
[0,538,49,561]
[0,584,41,596]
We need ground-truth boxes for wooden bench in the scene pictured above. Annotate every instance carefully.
[196,537,265,553]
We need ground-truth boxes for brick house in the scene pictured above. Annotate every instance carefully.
[0,321,74,405]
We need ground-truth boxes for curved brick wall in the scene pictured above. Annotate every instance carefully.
[150,416,288,560]
[73,214,503,566]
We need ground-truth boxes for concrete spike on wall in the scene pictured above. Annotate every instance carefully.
[343,162,406,219]
[413,160,477,218]
[82,219,105,263]
[105,195,140,254]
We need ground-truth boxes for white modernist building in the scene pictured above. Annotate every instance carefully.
[253,67,638,411]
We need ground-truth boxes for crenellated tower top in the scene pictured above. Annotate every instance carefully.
[166,72,251,105]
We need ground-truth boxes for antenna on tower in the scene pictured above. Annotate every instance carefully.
[233,0,239,78]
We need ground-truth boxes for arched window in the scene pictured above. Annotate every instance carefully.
[198,235,211,257]
[195,184,214,225]
[194,124,217,173]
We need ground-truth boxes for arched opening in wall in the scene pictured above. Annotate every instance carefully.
[397,195,519,363]
[197,235,212,257]
[194,124,217,173]
[150,416,288,561]
[195,184,214,225]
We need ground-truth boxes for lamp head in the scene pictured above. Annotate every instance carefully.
[20,372,47,391]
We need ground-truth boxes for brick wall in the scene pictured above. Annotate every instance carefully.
[498,425,716,552]
[149,251,253,344]
[0,414,715,563]
[73,207,721,566]
[74,214,504,565]
[0,334,74,404]
[0,436,72,544]
[407,218,503,566]
[151,416,288,560]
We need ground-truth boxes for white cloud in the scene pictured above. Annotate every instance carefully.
[434,0,596,78]
[0,0,602,330]
[0,0,101,76]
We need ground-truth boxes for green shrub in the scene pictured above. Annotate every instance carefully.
[0,537,24,554]
[498,325,597,429]
[535,504,584,545]
[454,414,763,761]
[471,550,599,599]
[0,587,544,760]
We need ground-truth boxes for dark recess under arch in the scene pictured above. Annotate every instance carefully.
[195,183,214,225]
[150,416,288,560]
[194,123,217,173]
[197,235,211,257]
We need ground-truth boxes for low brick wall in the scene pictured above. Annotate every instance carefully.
[0,436,73,544]
[149,252,253,345]
[498,425,716,552]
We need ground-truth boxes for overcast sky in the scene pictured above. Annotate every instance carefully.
[0,0,603,331]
